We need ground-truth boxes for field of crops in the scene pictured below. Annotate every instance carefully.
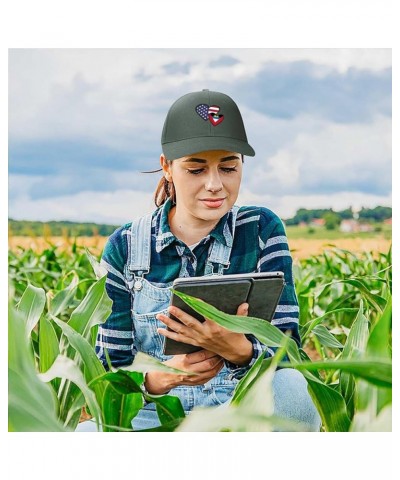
[8,239,392,432]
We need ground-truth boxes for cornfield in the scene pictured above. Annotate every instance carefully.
[8,241,392,432]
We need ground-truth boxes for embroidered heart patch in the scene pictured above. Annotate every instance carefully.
[195,104,224,126]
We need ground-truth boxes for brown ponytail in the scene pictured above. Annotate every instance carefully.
[154,176,176,207]
[142,159,175,207]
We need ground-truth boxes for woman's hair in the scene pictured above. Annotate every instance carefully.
[154,172,176,207]
[142,158,175,207]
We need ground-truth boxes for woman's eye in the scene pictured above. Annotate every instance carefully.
[187,169,204,175]
[221,167,237,173]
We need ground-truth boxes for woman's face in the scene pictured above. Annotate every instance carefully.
[161,150,243,224]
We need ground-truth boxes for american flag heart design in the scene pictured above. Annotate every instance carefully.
[195,104,224,126]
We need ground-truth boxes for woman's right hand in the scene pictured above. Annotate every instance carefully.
[144,349,224,395]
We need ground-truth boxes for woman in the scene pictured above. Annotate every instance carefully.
[92,89,320,431]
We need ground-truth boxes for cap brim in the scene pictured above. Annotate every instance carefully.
[162,136,255,160]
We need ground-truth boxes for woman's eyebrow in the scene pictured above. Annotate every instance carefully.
[182,155,241,164]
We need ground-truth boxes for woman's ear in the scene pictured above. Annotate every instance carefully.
[160,154,172,181]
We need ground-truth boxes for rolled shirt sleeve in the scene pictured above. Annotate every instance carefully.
[224,209,300,379]
[95,226,137,369]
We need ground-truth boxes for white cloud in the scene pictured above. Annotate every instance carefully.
[8,189,156,224]
[9,48,391,144]
[246,114,391,196]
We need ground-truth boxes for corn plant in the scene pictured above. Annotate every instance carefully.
[8,246,392,432]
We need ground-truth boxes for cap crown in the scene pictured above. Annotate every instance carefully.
[161,90,255,159]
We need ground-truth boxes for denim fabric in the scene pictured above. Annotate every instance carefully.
[127,210,241,412]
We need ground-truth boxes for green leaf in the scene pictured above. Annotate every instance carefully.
[340,278,386,312]
[39,315,60,391]
[367,293,392,359]
[8,305,66,432]
[64,392,86,427]
[287,359,391,388]
[68,275,113,339]
[312,324,344,348]
[8,368,66,432]
[38,355,102,430]
[85,248,108,279]
[51,315,106,408]
[48,271,79,317]
[340,301,369,417]
[102,384,143,432]
[16,283,46,337]
[302,307,359,338]
[231,354,273,406]
[39,316,60,373]
[123,351,197,376]
[92,370,143,395]
[93,369,186,427]
[305,380,350,432]
[153,395,186,425]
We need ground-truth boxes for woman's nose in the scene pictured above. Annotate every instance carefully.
[205,171,223,192]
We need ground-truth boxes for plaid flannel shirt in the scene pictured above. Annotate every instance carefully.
[96,199,300,379]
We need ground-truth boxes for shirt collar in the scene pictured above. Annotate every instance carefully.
[155,198,235,253]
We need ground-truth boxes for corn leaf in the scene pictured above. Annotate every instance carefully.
[367,293,392,359]
[340,301,369,416]
[8,305,66,432]
[48,271,79,317]
[68,275,112,339]
[16,283,46,337]
[288,359,391,388]
[38,355,102,430]
[52,315,106,407]
[102,384,143,432]
[312,324,344,348]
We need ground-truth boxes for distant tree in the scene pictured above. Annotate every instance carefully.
[323,212,341,230]
[359,206,392,222]
[337,207,353,220]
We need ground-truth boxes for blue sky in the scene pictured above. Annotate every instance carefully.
[8,48,392,224]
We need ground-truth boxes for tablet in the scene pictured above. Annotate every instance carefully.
[162,271,285,355]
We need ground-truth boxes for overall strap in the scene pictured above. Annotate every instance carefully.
[204,205,240,276]
[127,213,153,291]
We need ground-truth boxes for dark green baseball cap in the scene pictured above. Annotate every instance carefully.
[161,89,255,160]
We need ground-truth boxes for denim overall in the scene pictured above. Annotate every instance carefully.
[75,211,322,431]
[126,209,241,418]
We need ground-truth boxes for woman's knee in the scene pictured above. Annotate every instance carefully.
[272,368,321,431]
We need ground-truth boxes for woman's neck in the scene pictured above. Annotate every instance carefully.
[168,205,219,246]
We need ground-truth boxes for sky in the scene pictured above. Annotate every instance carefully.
[8,48,392,224]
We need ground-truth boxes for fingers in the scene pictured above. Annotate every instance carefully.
[186,349,219,364]
[168,306,203,329]
[236,302,249,316]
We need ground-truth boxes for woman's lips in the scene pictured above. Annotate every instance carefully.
[200,198,225,208]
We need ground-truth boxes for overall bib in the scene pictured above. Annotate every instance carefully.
[126,209,241,419]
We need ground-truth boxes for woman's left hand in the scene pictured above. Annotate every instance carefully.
[156,302,253,366]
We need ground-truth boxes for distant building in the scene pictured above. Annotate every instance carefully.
[310,218,325,227]
[340,219,358,233]
[340,219,373,233]
[384,218,392,225]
